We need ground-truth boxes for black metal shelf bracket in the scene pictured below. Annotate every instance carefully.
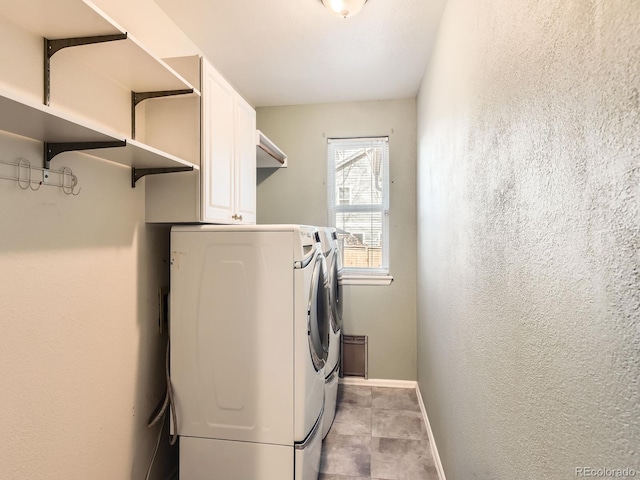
[44,140,127,169]
[131,166,194,188]
[130,89,194,139]
[44,33,128,106]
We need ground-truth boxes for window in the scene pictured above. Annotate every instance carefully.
[327,137,389,276]
[338,186,353,205]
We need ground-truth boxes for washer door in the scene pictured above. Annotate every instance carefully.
[308,253,330,371]
[329,250,343,332]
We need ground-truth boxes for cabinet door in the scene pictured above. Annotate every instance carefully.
[201,60,234,223]
[234,95,257,224]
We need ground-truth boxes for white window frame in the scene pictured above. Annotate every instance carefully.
[327,137,391,283]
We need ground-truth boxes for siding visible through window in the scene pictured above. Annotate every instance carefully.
[327,137,390,276]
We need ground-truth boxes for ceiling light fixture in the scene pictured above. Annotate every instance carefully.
[321,0,368,18]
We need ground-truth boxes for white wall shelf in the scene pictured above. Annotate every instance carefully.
[0,0,200,100]
[104,138,199,169]
[131,88,195,140]
[0,86,119,144]
[0,0,200,184]
[256,130,287,168]
[0,87,199,173]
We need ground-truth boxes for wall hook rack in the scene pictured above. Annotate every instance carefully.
[0,157,81,195]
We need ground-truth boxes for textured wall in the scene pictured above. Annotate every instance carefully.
[416,0,639,478]
[257,100,418,380]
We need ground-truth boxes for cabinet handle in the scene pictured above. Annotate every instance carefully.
[231,214,243,221]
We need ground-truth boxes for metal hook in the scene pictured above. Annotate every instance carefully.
[61,167,80,196]
[19,157,42,191]
[29,169,42,191]
[71,175,81,196]
[17,157,31,190]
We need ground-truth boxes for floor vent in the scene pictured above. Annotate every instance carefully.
[340,334,368,379]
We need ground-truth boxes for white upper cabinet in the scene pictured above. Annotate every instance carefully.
[201,60,235,223]
[233,93,257,225]
[145,58,256,224]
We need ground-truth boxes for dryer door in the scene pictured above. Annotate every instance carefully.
[329,250,343,332]
[308,253,330,371]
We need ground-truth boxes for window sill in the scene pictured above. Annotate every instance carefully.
[339,275,394,286]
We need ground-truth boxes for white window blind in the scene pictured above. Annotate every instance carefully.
[327,137,390,275]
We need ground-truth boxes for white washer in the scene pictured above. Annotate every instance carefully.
[170,224,330,480]
[319,227,344,439]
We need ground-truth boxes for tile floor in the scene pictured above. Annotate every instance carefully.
[320,384,440,480]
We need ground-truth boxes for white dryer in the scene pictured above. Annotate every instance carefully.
[319,227,344,439]
[169,224,330,480]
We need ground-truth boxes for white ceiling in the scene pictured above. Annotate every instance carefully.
[154,0,447,108]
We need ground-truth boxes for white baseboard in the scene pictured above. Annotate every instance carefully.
[339,377,417,388]
[415,384,447,480]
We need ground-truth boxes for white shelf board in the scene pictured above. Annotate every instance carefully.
[65,39,200,94]
[96,139,200,170]
[0,86,120,143]
[0,87,199,171]
[256,129,287,168]
[0,0,200,95]
[0,0,118,39]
